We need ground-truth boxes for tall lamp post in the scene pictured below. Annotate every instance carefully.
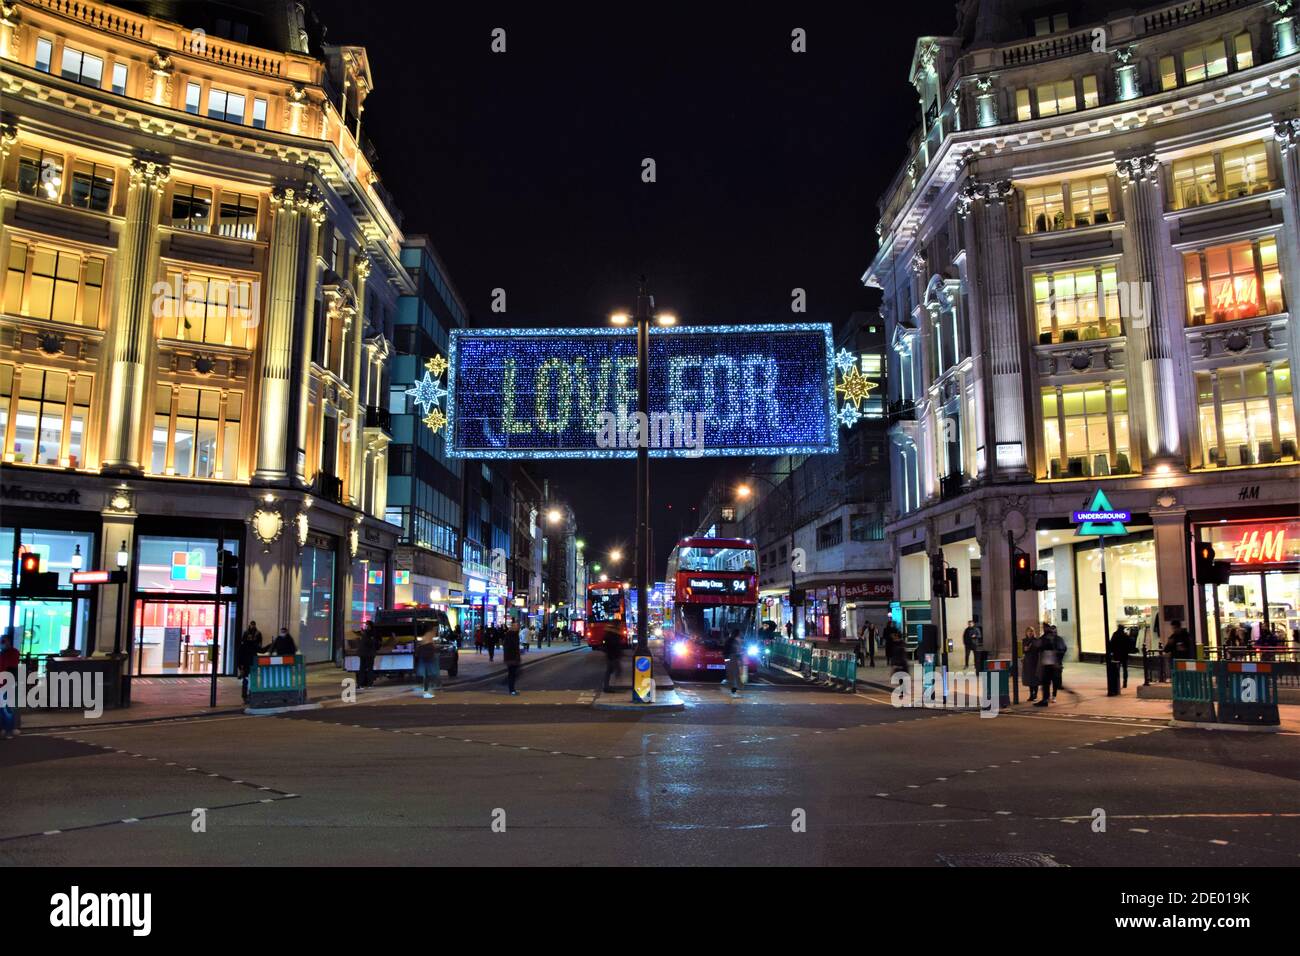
[611,281,675,661]
[736,467,797,635]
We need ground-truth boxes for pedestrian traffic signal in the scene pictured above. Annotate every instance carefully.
[1032,569,1049,591]
[930,553,946,595]
[1012,550,1032,591]
[1194,542,1232,586]
[218,549,241,589]
[18,551,60,596]
[944,566,959,599]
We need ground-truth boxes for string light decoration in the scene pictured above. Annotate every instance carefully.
[425,354,449,378]
[423,407,448,433]
[834,347,857,376]
[445,323,838,459]
[407,352,450,434]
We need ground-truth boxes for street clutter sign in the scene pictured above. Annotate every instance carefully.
[633,654,655,703]
[1072,489,1130,537]
[446,324,837,459]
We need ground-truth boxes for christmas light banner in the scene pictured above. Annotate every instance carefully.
[446,323,837,459]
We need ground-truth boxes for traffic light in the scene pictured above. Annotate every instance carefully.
[218,549,241,589]
[944,566,959,599]
[930,553,946,596]
[1012,550,1032,591]
[17,551,59,596]
[1032,569,1049,591]
[1194,543,1215,582]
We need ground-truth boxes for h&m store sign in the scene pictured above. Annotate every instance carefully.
[1202,519,1300,566]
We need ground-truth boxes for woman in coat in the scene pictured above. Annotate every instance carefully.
[1021,627,1042,702]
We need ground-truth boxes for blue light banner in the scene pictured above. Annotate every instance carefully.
[446,324,837,459]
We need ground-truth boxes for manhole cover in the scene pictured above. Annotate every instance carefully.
[937,852,1064,867]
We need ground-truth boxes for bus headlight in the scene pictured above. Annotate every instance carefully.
[747,643,760,657]
[672,641,689,656]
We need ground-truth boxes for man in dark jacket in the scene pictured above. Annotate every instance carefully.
[1164,622,1194,660]
[601,628,623,692]
[267,627,297,656]
[961,620,981,668]
[235,621,263,699]
[882,621,904,670]
[502,625,522,696]
[1106,625,1131,688]
[357,620,378,688]
[486,626,498,662]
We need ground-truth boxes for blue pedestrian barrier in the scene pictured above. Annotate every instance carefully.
[248,654,307,708]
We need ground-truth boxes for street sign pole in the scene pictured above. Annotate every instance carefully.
[1008,531,1019,705]
[633,279,652,702]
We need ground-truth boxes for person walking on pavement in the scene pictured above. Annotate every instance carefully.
[502,625,522,696]
[1164,620,1194,660]
[486,625,498,663]
[356,619,378,689]
[414,630,441,699]
[601,626,623,692]
[723,629,743,698]
[0,632,20,739]
[882,620,904,671]
[962,620,981,669]
[1022,627,1042,702]
[1107,624,1131,689]
[1046,624,1066,700]
[1034,627,1061,707]
[236,620,263,700]
[519,620,532,654]
[474,625,483,655]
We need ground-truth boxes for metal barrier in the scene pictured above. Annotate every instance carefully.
[1216,661,1280,726]
[1145,646,1299,687]
[1171,660,1216,723]
[770,640,854,690]
[247,654,307,709]
[982,658,1011,709]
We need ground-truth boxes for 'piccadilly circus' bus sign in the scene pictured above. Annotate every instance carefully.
[445,324,838,459]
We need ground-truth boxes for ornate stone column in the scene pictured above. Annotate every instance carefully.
[1274,119,1300,425]
[959,177,1028,478]
[101,157,170,474]
[293,198,326,486]
[1116,153,1182,466]
[348,258,370,507]
[255,184,322,483]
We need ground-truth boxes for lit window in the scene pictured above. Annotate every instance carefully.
[1171,139,1274,208]
[1234,32,1254,70]
[1196,365,1295,467]
[1067,176,1111,227]
[1182,40,1228,84]
[1035,80,1076,117]
[1159,55,1178,91]
[69,161,114,212]
[1015,88,1032,122]
[12,368,68,466]
[185,82,201,114]
[217,192,258,239]
[150,385,243,479]
[60,47,103,87]
[35,38,52,73]
[252,97,268,129]
[17,147,63,201]
[1024,184,1066,232]
[1041,384,1130,478]
[1183,237,1284,326]
[206,88,246,124]
[1032,263,1120,343]
[1081,75,1099,108]
[158,270,257,349]
[170,182,213,231]
[111,62,128,95]
[6,241,104,327]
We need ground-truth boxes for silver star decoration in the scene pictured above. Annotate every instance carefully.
[405,370,448,416]
[835,348,857,376]
[837,404,864,429]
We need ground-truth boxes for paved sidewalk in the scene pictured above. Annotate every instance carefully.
[17,640,587,730]
[854,656,1300,729]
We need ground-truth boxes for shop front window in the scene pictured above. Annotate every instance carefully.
[1,526,95,657]
[300,544,336,664]
[133,534,239,675]
[1195,364,1295,467]
[1183,237,1285,325]
[1074,534,1158,657]
[351,554,386,629]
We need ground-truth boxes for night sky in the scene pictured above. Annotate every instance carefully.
[309,0,955,569]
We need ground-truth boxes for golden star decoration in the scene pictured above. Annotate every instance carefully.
[423,407,448,433]
[836,366,878,408]
[425,354,449,378]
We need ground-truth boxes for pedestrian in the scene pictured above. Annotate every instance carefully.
[236,620,263,700]
[1022,627,1042,702]
[784,621,793,640]
[1164,621,1194,660]
[0,632,20,739]
[474,625,483,655]
[1107,624,1131,689]
[882,620,904,671]
[357,619,379,688]
[519,619,533,653]
[1048,625,1066,699]
[414,631,441,699]
[855,623,867,667]
[486,625,498,662]
[601,626,623,692]
[502,625,522,696]
[1033,627,1060,707]
[723,628,742,698]
[962,619,980,669]
[266,626,297,656]
[865,621,877,667]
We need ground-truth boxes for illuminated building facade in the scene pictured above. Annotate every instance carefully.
[0,0,408,671]
[866,0,1300,659]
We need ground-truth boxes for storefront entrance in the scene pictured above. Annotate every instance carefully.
[133,597,237,675]
[1197,518,1300,649]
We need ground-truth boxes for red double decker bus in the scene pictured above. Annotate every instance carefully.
[664,537,760,679]
[585,581,631,649]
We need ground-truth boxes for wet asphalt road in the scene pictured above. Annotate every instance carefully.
[4,648,1299,866]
